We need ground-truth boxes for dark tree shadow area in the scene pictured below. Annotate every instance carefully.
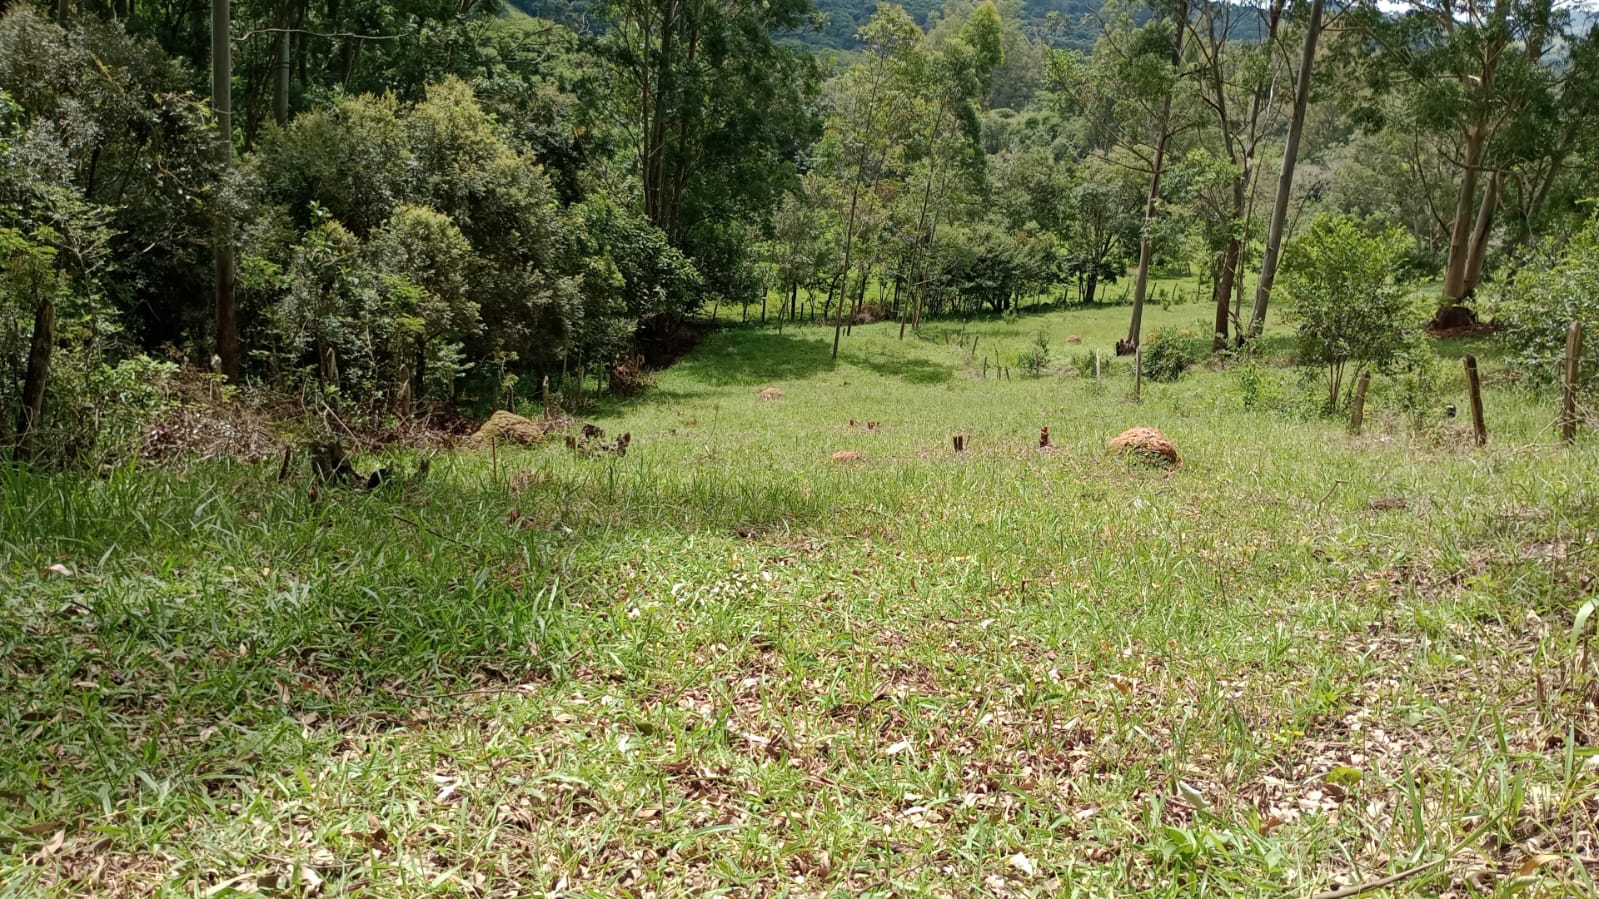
[669,330,836,386]
[854,351,955,384]
[0,460,832,861]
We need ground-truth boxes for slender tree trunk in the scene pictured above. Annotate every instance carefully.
[1212,239,1240,350]
[1441,126,1488,303]
[1126,0,1189,351]
[831,191,862,359]
[273,2,293,125]
[1462,169,1500,297]
[1249,0,1322,339]
[213,0,239,382]
[13,298,55,462]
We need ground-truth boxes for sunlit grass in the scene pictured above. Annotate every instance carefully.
[3,303,1598,896]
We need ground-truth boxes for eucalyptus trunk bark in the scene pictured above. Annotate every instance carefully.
[1249,0,1322,340]
[213,0,240,381]
[1441,126,1488,303]
[1125,0,1189,351]
[1462,169,1500,297]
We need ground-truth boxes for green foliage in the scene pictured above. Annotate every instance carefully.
[1138,325,1199,382]
[1016,328,1050,376]
[1388,352,1452,434]
[1495,213,1599,386]
[45,355,178,466]
[1281,216,1417,410]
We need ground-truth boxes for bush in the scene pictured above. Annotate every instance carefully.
[1072,350,1114,381]
[1017,330,1050,377]
[1139,327,1201,382]
[1389,353,1453,433]
[1494,214,1599,386]
[1281,216,1416,410]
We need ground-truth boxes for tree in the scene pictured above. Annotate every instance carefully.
[1185,0,1286,349]
[1280,215,1413,409]
[1062,162,1142,304]
[901,1,1003,335]
[1248,0,1323,340]
[213,0,238,381]
[816,4,924,357]
[1052,0,1194,351]
[601,0,818,295]
[1350,0,1572,318]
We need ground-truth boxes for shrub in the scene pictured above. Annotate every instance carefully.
[1389,353,1453,433]
[1139,327,1201,382]
[1072,350,1114,380]
[1017,330,1050,377]
[1280,216,1416,410]
[1494,214,1599,386]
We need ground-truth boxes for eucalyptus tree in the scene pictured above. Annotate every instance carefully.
[1248,0,1323,339]
[1052,0,1194,351]
[1184,0,1285,349]
[1348,0,1573,316]
[900,1,1004,335]
[601,0,818,298]
[817,4,925,358]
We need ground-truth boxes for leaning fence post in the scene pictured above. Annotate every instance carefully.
[1463,355,1487,446]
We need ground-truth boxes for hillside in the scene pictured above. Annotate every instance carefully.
[505,0,1125,51]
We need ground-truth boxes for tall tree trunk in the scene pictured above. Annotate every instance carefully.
[274,2,294,125]
[13,298,55,462]
[1126,0,1189,351]
[1249,0,1322,340]
[831,190,862,359]
[1462,168,1500,297]
[1440,125,1488,303]
[213,0,239,382]
[1212,239,1240,350]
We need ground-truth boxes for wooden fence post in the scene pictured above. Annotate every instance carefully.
[1463,354,1487,446]
[1563,321,1583,444]
[1349,370,1371,435]
[1134,344,1143,402]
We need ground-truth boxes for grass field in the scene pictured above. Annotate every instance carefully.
[4,301,1599,897]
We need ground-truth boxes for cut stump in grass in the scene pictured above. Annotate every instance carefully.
[1108,426,1179,467]
[1350,370,1371,435]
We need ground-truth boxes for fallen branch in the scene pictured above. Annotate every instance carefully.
[1314,479,1348,512]
[392,513,475,552]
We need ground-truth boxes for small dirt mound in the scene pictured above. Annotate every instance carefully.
[759,387,784,401]
[1108,427,1179,467]
[466,411,552,447]
[832,450,862,463]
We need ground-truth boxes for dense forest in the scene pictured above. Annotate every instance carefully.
[3,0,1599,465]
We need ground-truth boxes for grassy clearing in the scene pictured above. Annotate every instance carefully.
[4,303,1599,897]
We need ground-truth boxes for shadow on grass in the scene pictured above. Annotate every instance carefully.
[853,351,955,384]
[670,330,835,387]
[0,460,834,847]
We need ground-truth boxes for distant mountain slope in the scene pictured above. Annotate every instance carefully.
[503,0,1265,53]
[504,0,1119,51]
